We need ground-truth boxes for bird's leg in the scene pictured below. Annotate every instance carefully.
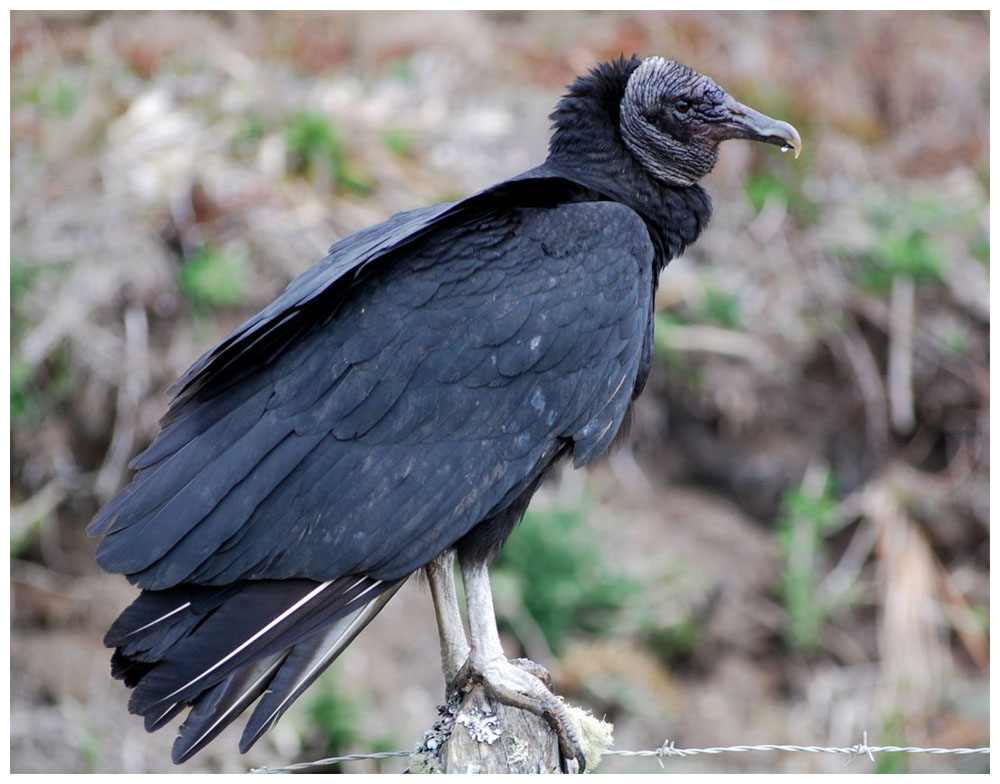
[458,557,586,774]
[424,550,470,687]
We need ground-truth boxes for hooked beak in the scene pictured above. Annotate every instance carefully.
[716,95,802,158]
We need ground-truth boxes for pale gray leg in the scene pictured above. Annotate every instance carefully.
[459,558,585,773]
[424,550,470,686]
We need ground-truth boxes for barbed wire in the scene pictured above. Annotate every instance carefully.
[252,750,412,772]
[249,732,989,773]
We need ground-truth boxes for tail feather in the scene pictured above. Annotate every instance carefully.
[172,652,289,763]
[146,698,186,733]
[240,580,405,752]
[107,575,405,760]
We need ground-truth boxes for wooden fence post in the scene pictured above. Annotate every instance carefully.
[408,683,612,774]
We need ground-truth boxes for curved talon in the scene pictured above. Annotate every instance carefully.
[537,699,586,774]
[561,751,586,775]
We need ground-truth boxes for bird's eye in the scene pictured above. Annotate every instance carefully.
[674,99,691,114]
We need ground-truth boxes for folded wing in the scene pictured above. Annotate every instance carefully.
[90,196,656,756]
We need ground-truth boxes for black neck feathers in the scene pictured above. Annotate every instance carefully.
[545,55,712,268]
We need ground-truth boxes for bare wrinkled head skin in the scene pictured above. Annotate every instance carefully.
[621,56,802,187]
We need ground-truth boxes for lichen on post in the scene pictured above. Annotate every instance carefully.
[408,684,613,774]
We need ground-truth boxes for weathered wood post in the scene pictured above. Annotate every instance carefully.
[408,682,612,774]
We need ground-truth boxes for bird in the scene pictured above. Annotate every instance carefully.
[89,55,800,771]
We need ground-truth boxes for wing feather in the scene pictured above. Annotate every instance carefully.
[94,201,654,590]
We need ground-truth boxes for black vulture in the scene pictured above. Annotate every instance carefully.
[89,55,800,769]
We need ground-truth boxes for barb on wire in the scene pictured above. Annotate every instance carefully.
[249,731,990,774]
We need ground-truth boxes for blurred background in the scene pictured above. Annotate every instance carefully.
[10,10,989,774]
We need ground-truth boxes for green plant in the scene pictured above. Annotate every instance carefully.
[745,167,819,225]
[10,260,38,305]
[941,325,970,355]
[775,472,838,651]
[303,673,360,769]
[494,499,641,653]
[882,230,944,280]
[386,57,414,82]
[745,172,789,213]
[856,198,953,294]
[232,111,266,156]
[49,80,80,117]
[11,259,71,340]
[10,350,73,427]
[651,311,709,392]
[10,358,34,425]
[645,616,703,663]
[284,112,374,193]
[79,723,101,773]
[700,285,742,328]
[654,283,740,332]
[382,126,417,159]
[873,713,909,774]
[970,236,989,265]
[178,246,249,308]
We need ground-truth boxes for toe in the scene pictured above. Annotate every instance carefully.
[509,657,553,688]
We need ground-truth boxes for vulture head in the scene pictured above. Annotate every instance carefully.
[620,56,802,186]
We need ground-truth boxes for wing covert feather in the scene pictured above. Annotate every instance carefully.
[93,201,655,589]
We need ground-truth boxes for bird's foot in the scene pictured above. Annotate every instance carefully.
[451,655,585,774]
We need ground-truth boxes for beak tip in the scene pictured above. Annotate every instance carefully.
[723,97,802,161]
[782,123,803,160]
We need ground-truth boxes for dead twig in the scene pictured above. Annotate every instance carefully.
[832,314,889,456]
[887,275,915,434]
[95,304,150,501]
[657,324,776,369]
[11,480,66,548]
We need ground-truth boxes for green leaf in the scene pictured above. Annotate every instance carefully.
[495,501,640,652]
[303,675,360,765]
[745,173,789,213]
[970,236,989,265]
[775,473,838,651]
[877,230,945,282]
[285,112,375,193]
[382,127,417,158]
[179,246,249,308]
[701,286,741,328]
